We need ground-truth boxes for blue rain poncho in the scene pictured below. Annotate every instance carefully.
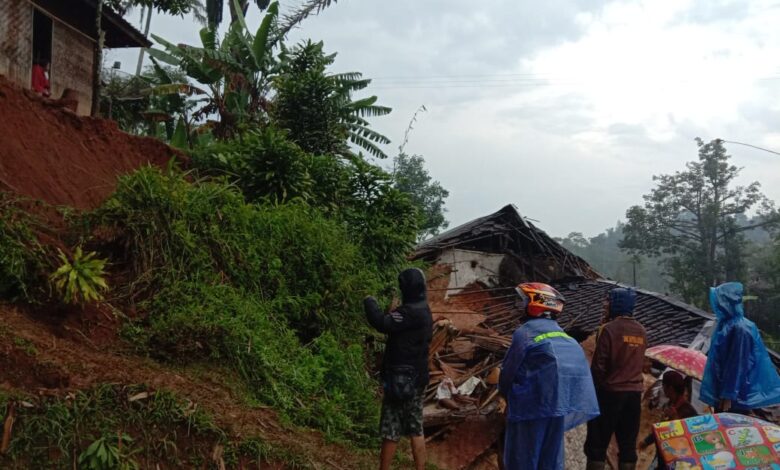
[499,318,600,469]
[700,282,780,410]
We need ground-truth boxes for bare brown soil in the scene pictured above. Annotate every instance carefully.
[0,75,184,210]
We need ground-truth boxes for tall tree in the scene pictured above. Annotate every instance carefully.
[392,153,449,241]
[390,105,448,241]
[621,138,779,305]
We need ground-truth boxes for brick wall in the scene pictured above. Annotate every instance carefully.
[0,0,33,86]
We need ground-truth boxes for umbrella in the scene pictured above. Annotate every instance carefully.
[645,345,707,380]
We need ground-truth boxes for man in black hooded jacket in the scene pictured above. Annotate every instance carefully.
[364,267,433,470]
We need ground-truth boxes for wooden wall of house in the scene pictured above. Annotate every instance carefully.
[51,20,93,115]
[0,0,94,115]
[0,0,33,87]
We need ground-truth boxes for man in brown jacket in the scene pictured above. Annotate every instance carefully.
[584,287,647,470]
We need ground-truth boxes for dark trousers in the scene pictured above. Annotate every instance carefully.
[584,390,642,463]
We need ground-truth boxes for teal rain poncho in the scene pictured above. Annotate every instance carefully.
[499,318,600,469]
[699,282,780,410]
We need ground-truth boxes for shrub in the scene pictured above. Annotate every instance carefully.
[89,167,412,442]
[192,127,314,204]
[92,167,382,337]
[136,282,379,443]
[193,132,419,274]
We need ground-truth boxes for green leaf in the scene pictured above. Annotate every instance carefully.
[199,27,217,51]
[230,0,255,54]
[170,118,189,149]
[253,2,279,67]
[145,48,181,67]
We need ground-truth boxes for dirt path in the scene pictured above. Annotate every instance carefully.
[0,306,377,469]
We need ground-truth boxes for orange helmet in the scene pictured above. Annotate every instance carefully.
[515,282,566,317]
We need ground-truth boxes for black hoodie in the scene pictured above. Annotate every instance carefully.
[364,268,433,388]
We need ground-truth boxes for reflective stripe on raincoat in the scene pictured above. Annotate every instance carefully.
[499,318,600,430]
[700,282,780,410]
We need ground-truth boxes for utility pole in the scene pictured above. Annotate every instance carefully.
[92,0,105,116]
[631,254,640,286]
[135,6,153,76]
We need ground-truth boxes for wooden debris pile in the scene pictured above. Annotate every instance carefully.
[423,278,523,469]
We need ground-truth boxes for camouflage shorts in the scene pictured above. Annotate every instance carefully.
[380,390,424,441]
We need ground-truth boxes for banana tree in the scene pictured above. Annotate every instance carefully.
[145,0,281,138]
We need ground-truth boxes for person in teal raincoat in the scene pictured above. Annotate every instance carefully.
[499,283,599,470]
[699,282,780,412]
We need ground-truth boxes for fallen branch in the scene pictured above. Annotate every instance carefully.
[1,401,16,454]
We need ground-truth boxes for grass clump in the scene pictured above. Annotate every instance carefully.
[0,384,228,469]
[0,193,52,302]
[132,282,379,443]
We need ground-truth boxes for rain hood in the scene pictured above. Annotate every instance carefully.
[609,287,637,319]
[399,268,426,304]
[700,282,780,409]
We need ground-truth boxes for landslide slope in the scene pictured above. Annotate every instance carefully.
[0,77,381,469]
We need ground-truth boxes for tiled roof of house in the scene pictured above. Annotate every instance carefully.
[554,278,714,347]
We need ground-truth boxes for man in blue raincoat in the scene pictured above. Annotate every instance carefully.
[499,282,600,470]
[700,281,780,413]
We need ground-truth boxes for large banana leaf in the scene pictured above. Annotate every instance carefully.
[145,47,181,67]
[346,97,392,117]
[252,1,279,68]
[200,27,218,51]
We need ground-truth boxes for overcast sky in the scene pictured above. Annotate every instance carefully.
[109,0,780,238]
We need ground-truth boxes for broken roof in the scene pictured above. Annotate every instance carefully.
[413,204,601,282]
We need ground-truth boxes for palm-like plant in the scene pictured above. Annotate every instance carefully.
[50,247,109,305]
[336,73,392,159]
[273,41,391,159]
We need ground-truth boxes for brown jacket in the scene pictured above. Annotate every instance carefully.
[591,316,647,392]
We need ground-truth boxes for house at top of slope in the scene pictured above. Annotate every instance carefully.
[412,204,775,361]
[0,0,150,115]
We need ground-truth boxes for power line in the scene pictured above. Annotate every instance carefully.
[718,139,780,157]
[367,75,780,90]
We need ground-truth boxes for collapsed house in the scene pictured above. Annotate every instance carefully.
[0,0,150,114]
[414,205,731,470]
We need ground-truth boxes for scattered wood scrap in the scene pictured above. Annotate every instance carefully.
[424,281,520,469]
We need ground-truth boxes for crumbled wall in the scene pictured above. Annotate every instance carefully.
[437,249,505,294]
